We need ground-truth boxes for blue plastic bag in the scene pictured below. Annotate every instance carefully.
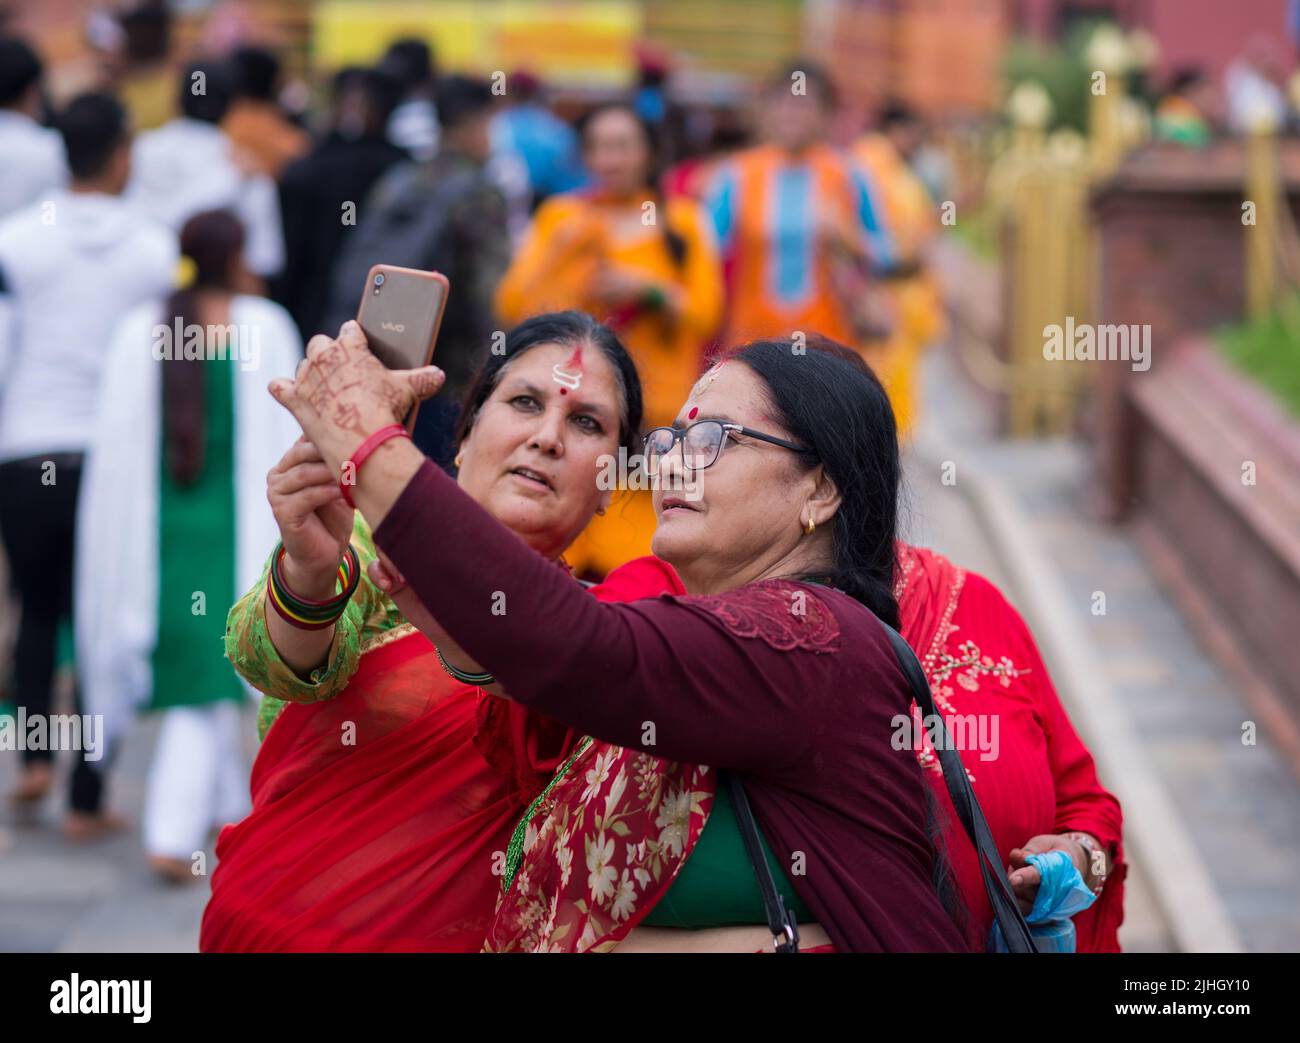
[989,849,1097,953]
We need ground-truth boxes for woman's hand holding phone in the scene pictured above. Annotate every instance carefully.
[268,436,355,599]
[262,435,356,678]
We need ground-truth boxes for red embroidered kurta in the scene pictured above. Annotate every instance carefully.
[895,544,1125,951]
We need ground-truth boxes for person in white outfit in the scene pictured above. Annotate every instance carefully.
[0,36,65,219]
[0,92,176,837]
[128,60,284,284]
[76,209,300,881]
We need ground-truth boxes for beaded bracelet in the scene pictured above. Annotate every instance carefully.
[435,645,496,686]
[266,541,361,630]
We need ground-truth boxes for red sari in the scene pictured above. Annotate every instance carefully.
[198,558,676,952]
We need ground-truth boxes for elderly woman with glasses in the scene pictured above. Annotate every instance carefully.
[266,320,969,952]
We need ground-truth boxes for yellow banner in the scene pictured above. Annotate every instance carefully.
[313,1,642,85]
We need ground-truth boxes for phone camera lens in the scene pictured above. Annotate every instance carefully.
[374,273,386,287]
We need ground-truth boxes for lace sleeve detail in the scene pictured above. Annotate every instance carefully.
[682,580,841,653]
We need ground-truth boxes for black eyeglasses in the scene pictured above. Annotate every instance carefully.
[642,420,807,474]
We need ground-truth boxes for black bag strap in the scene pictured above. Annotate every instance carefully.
[879,619,1038,953]
[725,772,800,953]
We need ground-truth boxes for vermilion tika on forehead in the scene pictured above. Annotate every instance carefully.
[691,360,727,398]
[552,343,584,396]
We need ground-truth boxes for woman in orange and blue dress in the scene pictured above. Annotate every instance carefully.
[704,62,897,352]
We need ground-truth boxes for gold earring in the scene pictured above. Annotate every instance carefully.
[803,516,816,536]
[454,452,463,469]
[596,506,607,516]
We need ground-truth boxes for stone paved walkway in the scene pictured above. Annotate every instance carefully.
[912,343,1300,952]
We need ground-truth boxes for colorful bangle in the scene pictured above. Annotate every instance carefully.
[266,541,361,630]
[435,645,495,686]
[340,423,410,508]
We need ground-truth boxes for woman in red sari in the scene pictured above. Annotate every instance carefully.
[201,312,650,951]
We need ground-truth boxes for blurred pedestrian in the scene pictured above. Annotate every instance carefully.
[1154,68,1217,146]
[1226,36,1287,134]
[324,75,509,469]
[850,102,946,436]
[496,102,723,578]
[0,93,175,837]
[0,36,65,219]
[491,70,586,209]
[221,45,310,180]
[76,210,300,882]
[704,61,897,349]
[380,38,439,162]
[277,66,408,339]
[128,60,284,285]
[111,0,175,134]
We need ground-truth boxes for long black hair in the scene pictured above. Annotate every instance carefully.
[454,311,645,461]
[735,335,970,929]
[727,335,901,629]
[161,209,245,486]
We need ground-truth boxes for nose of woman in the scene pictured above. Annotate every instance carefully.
[653,435,692,495]
[527,402,567,458]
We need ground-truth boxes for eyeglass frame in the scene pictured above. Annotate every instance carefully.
[641,420,809,474]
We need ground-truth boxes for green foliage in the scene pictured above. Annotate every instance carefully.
[1217,295,1300,420]
[1001,40,1088,132]
[946,204,999,261]
[999,21,1120,134]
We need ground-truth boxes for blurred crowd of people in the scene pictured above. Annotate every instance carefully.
[0,8,949,876]
[1153,34,1299,145]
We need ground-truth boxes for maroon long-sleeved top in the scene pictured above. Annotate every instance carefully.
[374,460,966,951]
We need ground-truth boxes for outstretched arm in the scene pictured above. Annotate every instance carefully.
[265,322,883,774]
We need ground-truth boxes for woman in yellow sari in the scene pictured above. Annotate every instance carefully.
[850,104,947,437]
[495,102,723,579]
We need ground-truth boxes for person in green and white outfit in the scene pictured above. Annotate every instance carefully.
[76,210,300,881]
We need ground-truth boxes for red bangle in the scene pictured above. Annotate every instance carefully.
[339,423,410,507]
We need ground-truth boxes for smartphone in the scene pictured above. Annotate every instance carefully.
[354,264,450,431]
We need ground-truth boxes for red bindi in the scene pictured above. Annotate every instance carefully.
[559,387,567,395]
[688,406,699,420]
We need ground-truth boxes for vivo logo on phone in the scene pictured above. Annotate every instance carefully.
[381,321,406,332]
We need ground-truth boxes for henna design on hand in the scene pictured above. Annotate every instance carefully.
[409,370,443,401]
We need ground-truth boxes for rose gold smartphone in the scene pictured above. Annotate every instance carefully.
[354,264,450,431]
